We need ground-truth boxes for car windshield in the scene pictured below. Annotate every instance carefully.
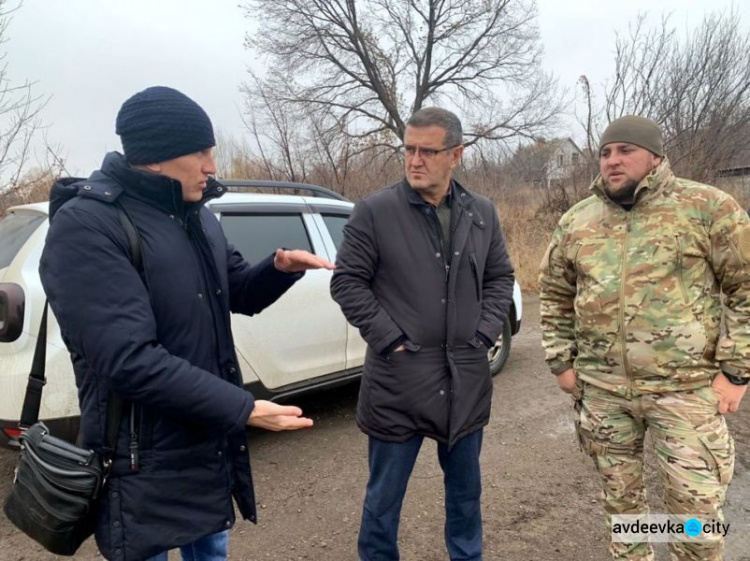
[0,212,45,270]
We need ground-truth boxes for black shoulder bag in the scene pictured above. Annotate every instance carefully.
[3,205,142,556]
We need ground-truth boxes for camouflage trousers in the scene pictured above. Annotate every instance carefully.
[574,382,735,561]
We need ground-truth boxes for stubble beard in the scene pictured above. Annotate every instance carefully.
[604,178,639,204]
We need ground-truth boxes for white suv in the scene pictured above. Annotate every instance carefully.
[0,181,523,446]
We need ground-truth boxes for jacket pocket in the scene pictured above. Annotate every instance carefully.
[469,253,481,301]
[467,336,484,349]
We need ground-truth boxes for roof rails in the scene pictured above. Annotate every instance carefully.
[218,179,350,202]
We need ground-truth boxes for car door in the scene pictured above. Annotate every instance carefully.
[216,203,348,389]
[309,208,367,371]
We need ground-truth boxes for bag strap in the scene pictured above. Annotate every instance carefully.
[117,203,144,275]
[20,204,145,460]
[19,303,49,429]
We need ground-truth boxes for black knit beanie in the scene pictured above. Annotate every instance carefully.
[599,116,664,156]
[115,86,215,165]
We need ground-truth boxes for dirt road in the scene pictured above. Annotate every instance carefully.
[0,296,748,560]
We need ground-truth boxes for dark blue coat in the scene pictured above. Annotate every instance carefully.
[39,152,301,560]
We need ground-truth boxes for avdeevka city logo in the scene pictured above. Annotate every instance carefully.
[684,518,703,538]
[611,515,730,542]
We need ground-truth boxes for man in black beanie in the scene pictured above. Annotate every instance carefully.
[39,86,334,561]
[540,115,749,559]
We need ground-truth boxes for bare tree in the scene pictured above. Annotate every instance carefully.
[600,10,750,181]
[0,1,61,214]
[242,0,561,149]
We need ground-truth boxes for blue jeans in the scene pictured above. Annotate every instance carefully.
[145,529,229,561]
[358,430,484,561]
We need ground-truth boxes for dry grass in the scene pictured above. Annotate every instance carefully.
[498,202,552,293]
[0,167,55,217]
[494,185,562,293]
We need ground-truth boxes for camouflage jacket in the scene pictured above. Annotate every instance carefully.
[539,158,750,395]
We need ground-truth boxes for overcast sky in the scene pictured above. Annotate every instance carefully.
[2,0,747,176]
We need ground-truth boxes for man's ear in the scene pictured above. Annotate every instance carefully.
[451,145,465,169]
[143,162,162,173]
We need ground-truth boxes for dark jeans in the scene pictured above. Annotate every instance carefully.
[358,429,484,561]
[144,530,229,561]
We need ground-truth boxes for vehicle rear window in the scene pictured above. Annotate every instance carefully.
[220,213,313,264]
[0,212,45,269]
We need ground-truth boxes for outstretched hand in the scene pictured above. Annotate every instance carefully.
[274,249,335,273]
[247,400,314,431]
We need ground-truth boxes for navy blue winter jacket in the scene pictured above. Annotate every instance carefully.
[39,152,301,560]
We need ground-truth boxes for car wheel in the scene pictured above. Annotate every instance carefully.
[488,316,513,376]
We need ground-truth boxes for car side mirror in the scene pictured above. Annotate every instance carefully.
[0,283,25,342]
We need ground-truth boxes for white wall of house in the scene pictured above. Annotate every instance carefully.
[547,139,583,181]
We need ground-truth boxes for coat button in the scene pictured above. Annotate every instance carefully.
[197,293,203,299]
[439,390,445,396]
[83,185,92,191]
[240,445,247,452]
[468,212,473,217]
[113,520,120,528]
[225,520,232,528]
[111,491,119,499]
[454,251,460,256]
[216,288,222,295]
[441,299,446,304]
[218,450,223,457]
[229,367,237,374]
[435,252,441,258]
[114,549,122,556]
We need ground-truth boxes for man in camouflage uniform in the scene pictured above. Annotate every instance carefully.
[539,116,749,560]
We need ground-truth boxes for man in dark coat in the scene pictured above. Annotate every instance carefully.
[39,86,333,561]
[330,107,515,561]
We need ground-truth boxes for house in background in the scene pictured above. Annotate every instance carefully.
[506,137,588,189]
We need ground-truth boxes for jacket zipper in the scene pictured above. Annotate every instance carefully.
[430,202,456,443]
[675,235,688,304]
[430,207,450,281]
[186,212,221,363]
[620,215,634,398]
[129,403,139,472]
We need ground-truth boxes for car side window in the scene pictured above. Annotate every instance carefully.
[220,213,313,264]
[321,214,350,251]
[0,213,45,269]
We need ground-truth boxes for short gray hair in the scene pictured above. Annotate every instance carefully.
[406,107,463,147]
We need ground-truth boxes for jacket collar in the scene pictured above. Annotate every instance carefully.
[401,178,475,209]
[97,151,225,216]
[590,157,675,208]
